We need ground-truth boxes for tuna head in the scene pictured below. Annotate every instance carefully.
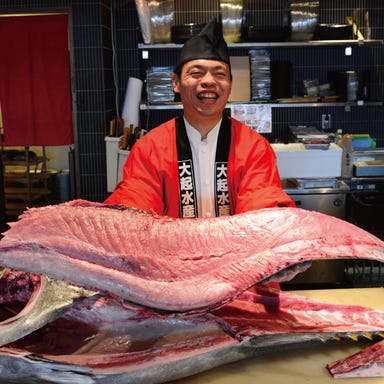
[0,268,96,346]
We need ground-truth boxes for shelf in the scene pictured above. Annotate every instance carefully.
[3,156,45,167]
[140,101,383,111]
[269,101,383,108]
[139,39,383,50]
[5,187,51,199]
[4,170,57,182]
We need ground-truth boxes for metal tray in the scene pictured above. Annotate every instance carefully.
[354,160,384,177]
[304,142,330,150]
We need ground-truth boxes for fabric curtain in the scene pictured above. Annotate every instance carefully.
[0,14,73,146]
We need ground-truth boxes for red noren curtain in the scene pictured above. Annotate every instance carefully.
[0,14,73,146]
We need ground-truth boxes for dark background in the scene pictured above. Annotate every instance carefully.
[0,0,383,202]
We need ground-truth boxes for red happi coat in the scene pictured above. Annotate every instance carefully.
[104,116,294,217]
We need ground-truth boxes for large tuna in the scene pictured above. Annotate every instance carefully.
[1,199,383,312]
[0,199,383,383]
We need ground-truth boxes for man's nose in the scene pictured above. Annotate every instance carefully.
[201,72,215,85]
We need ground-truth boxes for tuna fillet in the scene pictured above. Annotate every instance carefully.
[327,339,384,378]
[0,199,383,313]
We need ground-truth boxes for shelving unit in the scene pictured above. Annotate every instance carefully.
[139,100,383,110]
[3,148,57,217]
[138,38,384,111]
[139,39,383,50]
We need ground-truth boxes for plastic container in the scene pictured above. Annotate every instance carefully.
[105,136,120,192]
[271,143,342,179]
[117,149,129,185]
[105,136,130,192]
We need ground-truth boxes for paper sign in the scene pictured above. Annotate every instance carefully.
[230,104,272,133]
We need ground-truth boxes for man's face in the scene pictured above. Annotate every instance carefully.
[172,59,232,123]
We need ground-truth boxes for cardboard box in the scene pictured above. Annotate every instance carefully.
[271,143,342,179]
[229,56,251,102]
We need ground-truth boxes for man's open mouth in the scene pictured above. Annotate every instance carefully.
[197,92,218,100]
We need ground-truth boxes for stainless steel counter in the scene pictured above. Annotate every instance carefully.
[171,288,384,384]
[282,178,349,218]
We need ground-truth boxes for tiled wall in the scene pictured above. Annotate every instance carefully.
[73,1,115,201]
[1,0,383,202]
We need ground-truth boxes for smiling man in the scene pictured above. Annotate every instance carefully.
[105,19,294,218]
[172,60,231,138]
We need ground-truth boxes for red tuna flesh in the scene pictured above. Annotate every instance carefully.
[327,339,384,378]
[1,288,384,383]
[0,199,383,312]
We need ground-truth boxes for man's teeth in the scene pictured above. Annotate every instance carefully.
[198,93,217,99]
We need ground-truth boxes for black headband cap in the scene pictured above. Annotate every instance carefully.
[174,18,230,74]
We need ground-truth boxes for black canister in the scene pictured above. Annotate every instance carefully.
[271,60,291,99]
[328,70,359,101]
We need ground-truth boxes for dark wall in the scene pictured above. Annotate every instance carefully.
[1,0,383,203]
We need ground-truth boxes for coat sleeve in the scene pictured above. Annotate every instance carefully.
[230,121,295,214]
[103,141,166,214]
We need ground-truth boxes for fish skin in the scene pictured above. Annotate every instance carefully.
[0,200,383,312]
[0,348,94,384]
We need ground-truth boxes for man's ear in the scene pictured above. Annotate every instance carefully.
[172,73,180,93]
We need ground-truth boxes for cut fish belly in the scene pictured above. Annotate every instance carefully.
[0,287,383,383]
